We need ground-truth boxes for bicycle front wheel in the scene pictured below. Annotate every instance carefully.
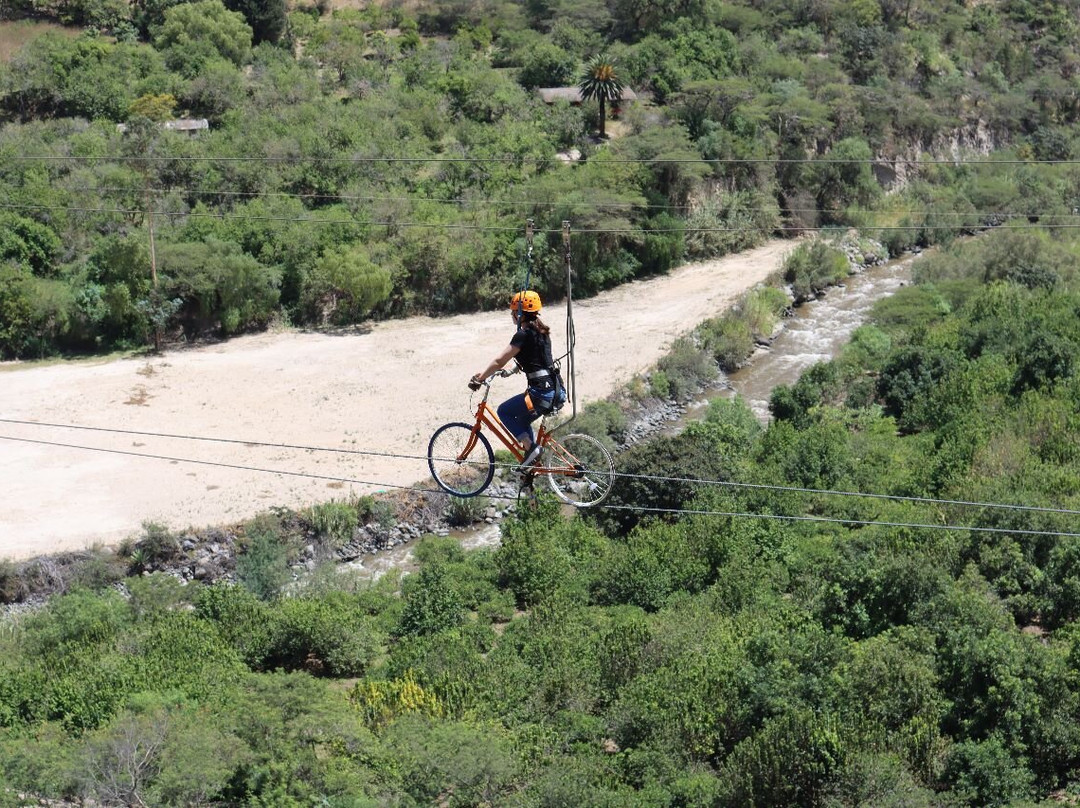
[428,422,495,497]
[543,433,615,507]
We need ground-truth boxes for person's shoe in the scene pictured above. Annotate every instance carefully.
[519,444,543,470]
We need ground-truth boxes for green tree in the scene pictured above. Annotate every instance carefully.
[517,41,577,89]
[813,137,881,224]
[128,92,177,121]
[0,213,62,276]
[943,734,1034,807]
[301,243,393,325]
[157,238,280,337]
[79,693,247,807]
[398,564,465,637]
[222,0,285,44]
[154,0,253,77]
[597,428,733,535]
[578,54,624,138]
[383,715,516,805]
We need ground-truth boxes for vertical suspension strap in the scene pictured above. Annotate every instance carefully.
[562,220,577,423]
[518,219,534,318]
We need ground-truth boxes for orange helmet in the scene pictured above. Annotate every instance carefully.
[510,290,542,313]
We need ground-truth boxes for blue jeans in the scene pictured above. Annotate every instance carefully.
[497,389,554,445]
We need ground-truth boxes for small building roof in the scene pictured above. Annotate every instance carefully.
[116,118,209,134]
[162,118,209,132]
[537,87,638,104]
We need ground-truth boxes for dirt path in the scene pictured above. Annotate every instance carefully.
[0,240,792,560]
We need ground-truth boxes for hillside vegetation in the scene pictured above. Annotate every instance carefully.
[1,0,1079,357]
[4,0,1080,805]
[2,225,1080,806]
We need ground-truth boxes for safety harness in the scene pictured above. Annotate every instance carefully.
[511,219,565,416]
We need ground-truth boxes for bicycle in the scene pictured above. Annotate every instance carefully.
[427,369,616,507]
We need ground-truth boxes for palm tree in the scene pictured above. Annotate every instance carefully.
[578,55,624,139]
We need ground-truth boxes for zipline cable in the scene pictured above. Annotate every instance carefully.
[1,432,1077,538]
[0,432,456,500]
[0,417,433,462]
[600,503,1080,538]
[3,418,1079,518]
[4,432,1075,540]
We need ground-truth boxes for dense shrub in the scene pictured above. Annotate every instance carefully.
[655,336,718,400]
[597,428,733,535]
[699,314,753,372]
[783,240,850,302]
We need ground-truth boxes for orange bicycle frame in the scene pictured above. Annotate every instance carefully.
[460,398,580,479]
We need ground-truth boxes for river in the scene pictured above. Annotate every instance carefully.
[347,251,918,579]
[696,251,917,423]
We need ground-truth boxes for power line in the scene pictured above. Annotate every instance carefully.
[7,153,1080,166]
[58,185,695,211]
[4,418,1078,519]
[0,201,1075,233]
[0,203,522,232]
[27,183,1080,220]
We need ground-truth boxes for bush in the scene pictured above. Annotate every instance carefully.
[702,396,762,448]
[300,243,393,325]
[782,240,850,302]
[130,521,180,572]
[597,429,732,535]
[683,189,780,259]
[445,495,488,527]
[743,285,789,339]
[305,500,358,547]
[236,530,290,602]
[876,346,959,428]
[266,595,378,675]
[649,370,670,398]
[497,500,605,606]
[398,564,465,637]
[717,710,847,806]
[768,361,843,427]
[592,524,710,610]
[699,314,753,372]
[0,560,29,604]
[195,583,273,665]
[656,336,717,400]
[943,735,1034,807]
[567,400,628,449]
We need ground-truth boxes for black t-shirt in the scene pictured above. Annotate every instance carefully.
[510,326,553,375]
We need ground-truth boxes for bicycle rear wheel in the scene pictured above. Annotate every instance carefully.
[428,422,495,497]
[543,433,615,507]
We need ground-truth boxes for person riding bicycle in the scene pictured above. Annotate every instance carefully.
[470,290,564,472]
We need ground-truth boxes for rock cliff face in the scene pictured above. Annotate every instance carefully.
[872,119,999,190]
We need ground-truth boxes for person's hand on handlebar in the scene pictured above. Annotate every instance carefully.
[468,367,516,390]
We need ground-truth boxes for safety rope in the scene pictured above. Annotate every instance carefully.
[555,220,577,433]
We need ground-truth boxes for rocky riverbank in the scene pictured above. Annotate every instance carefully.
[2,236,896,609]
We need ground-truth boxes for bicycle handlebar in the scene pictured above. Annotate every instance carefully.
[468,367,518,390]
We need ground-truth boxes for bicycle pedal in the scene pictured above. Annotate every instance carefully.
[516,474,537,498]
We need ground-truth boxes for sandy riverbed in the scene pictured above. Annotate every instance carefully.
[0,240,792,560]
